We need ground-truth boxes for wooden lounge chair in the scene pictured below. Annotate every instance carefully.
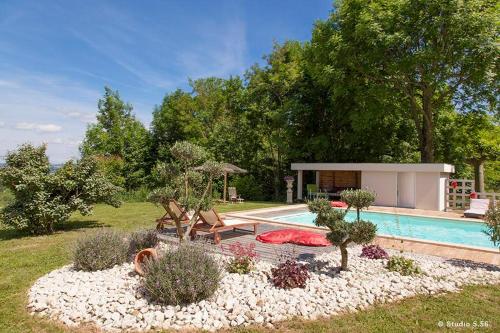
[464,198,490,218]
[156,199,191,230]
[228,187,244,203]
[190,208,258,244]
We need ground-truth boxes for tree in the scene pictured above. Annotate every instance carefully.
[148,141,224,240]
[456,112,499,192]
[246,41,304,199]
[81,87,149,189]
[318,0,498,162]
[341,189,376,222]
[0,144,121,234]
[308,197,376,270]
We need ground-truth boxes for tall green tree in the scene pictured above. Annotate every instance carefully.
[456,112,499,192]
[81,87,149,189]
[319,0,498,162]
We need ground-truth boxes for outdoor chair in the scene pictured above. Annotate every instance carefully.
[228,187,244,203]
[464,198,490,218]
[156,199,191,230]
[190,208,258,244]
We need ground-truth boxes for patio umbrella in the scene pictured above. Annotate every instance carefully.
[196,163,248,202]
[220,163,247,202]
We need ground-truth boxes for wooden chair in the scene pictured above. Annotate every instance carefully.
[190,208,258,244]
[228,187,244,204]
[156,199,191,230]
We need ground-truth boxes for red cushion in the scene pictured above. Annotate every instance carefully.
[256,229,331,247]
[330,201,348,208]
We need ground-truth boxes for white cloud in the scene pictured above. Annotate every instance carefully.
[63,110,96,123]
[15,122,62,132]
[46,138,82,146]
[0,121,4,127]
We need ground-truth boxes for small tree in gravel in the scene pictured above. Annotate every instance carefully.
[0,144,121,234]
[484,202,500,248]
[148,141,224,241]
[341,189,376,222]
[308,198,376,271]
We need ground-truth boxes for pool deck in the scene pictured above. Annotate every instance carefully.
[223,204,500,266]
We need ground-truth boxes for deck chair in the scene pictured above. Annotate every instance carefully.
[190,208,258,244]
[228,187,244,203]
[306,184,318,200]
[156,199,191,230]
[464,198,490,218]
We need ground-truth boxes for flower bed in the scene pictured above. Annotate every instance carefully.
[28,244,500,332]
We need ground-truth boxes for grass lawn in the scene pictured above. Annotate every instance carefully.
[0,200,499,333]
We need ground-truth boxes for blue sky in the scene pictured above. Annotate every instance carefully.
[0,0,332,163]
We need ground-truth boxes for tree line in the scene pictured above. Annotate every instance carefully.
[81,0,499,199]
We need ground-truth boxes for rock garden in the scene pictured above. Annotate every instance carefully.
[28,229,500,332]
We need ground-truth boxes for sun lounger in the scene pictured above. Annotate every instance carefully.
[156,199,191,230]
[464,198,490,218]
[190,208,258,244]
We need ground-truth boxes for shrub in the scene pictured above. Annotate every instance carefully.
[387,256,422,276]
[143,243,221,305]
[308,198,377,270]
[229,175,265,201]
[271,260,310,289]
[361,244,389,259]
[129,229,160,254]
[73,230,129,271]
[225,242,258,274]
[484,203,500,248]
[119,186,151,202]
[0,144,121,234]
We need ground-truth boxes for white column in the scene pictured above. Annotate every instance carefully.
[297,170,303,200]
[315,171,320,188]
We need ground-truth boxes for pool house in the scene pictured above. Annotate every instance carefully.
[291,163,455,211]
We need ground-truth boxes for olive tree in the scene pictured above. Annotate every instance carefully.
[148,141,224,241]
[341,189,376,222]
[308,195,376,270]
[0,144,121,234]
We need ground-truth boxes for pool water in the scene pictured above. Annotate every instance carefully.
[271,210,497,249]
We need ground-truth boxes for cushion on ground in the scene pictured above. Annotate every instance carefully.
[330,201,348,208]
[256,228,331,246]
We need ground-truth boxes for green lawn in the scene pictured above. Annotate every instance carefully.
[0,201,499,333]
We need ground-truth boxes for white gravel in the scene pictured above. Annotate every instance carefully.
[28,244,500,331]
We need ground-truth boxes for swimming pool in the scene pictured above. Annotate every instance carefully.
[270,210,497,249]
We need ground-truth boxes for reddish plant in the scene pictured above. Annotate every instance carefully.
[224,242,258,274]
[360,244,389,259]
[271,260,310,289]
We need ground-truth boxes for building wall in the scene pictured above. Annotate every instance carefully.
[361,171,398,206]
[415,173,441,210]
[397,172,416,208]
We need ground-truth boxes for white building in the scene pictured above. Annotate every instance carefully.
[290,163,455,211]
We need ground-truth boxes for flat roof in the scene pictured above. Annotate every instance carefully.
[290,163,454,173]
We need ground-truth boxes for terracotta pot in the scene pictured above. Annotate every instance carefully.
[134,248,158,276]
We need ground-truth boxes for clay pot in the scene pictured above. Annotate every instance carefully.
[134,248,158,276]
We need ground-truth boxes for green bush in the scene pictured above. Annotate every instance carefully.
[387,256,422,276]
[143,243,221,305]
[118,186,150,202]
[484,203,500,247]
[73,230,129,271]
[0,144,121,234]
[230,175,265,201]
[129,229,160,254]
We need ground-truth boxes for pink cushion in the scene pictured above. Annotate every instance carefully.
[256,229,331,247]
[330,201,348,208]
